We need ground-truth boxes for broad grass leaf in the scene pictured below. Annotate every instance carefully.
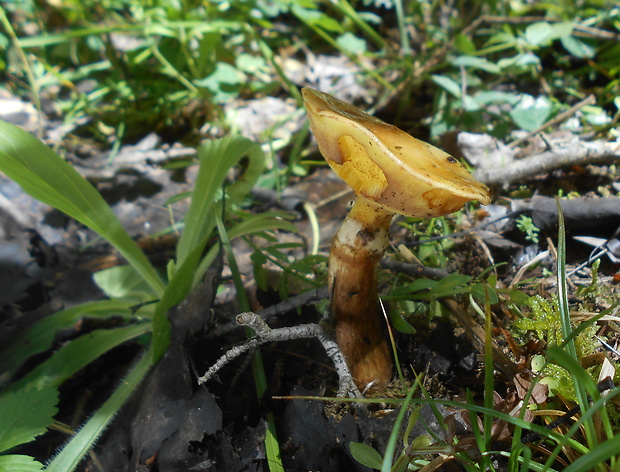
[93,265,155,302]
[153,134,269,361]
[10,324,151,392]
[390,278,437,298]
[0,386,58,453]
[471,283,499,305]
[508,289,530,305]
[292,5,343,33]
[525,21,573,47]
[524,22,553,46]
[0,120,164,296]
[431,274,472,294]
[0,300,140,379]
[195,62,245,102]
[389,311,416,334]
[463,95,481,111]
[497,52,540,72]
[453,33,476,54]
[235,53,268,74]
[475,91,521,105]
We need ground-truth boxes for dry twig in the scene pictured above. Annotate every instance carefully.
[474,139,620,186]
[198,312,362,399]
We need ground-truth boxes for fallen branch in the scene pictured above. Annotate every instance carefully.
[474,139,620,186]
[511,195,620,231]
[198,312,362,399]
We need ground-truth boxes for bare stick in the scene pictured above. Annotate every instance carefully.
[198,312,362,398]
[258,287,329,319]
[474,140,620,186]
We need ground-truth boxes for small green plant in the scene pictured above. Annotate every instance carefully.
[516,215,541,244]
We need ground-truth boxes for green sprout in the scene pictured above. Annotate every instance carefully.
[516,215,541,244]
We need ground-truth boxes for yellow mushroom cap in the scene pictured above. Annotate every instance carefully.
[302,87,492,217]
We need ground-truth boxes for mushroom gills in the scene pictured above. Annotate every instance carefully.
[334,135,388,199]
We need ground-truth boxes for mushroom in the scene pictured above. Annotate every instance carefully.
[302,87,492,389]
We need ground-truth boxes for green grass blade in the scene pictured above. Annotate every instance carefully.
[350,442,384,469]
[11,323,151,392]
[92,265,157,302]
[543,347,611,470]
[44,351,152,472]
[215,213,284,472]
[381,378,419,472]
[563,431,620,472]
[284,393,599,453]
[0,9,42,139]
[0,121,164,296]
[16,20,244,48]
[483,291,495,464]
[494,450,556,472]
[393,0,410,55]
[153,135,265,359]
[556,198,577,362]
[175,135,264,268]
[330,0,385,49]
[555,198,598,450]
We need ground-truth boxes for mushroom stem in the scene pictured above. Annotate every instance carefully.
[328,197,394,388]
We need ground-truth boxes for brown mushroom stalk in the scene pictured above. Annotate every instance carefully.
[302,87,492,389]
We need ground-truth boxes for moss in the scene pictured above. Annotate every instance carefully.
[513,295,599,401]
